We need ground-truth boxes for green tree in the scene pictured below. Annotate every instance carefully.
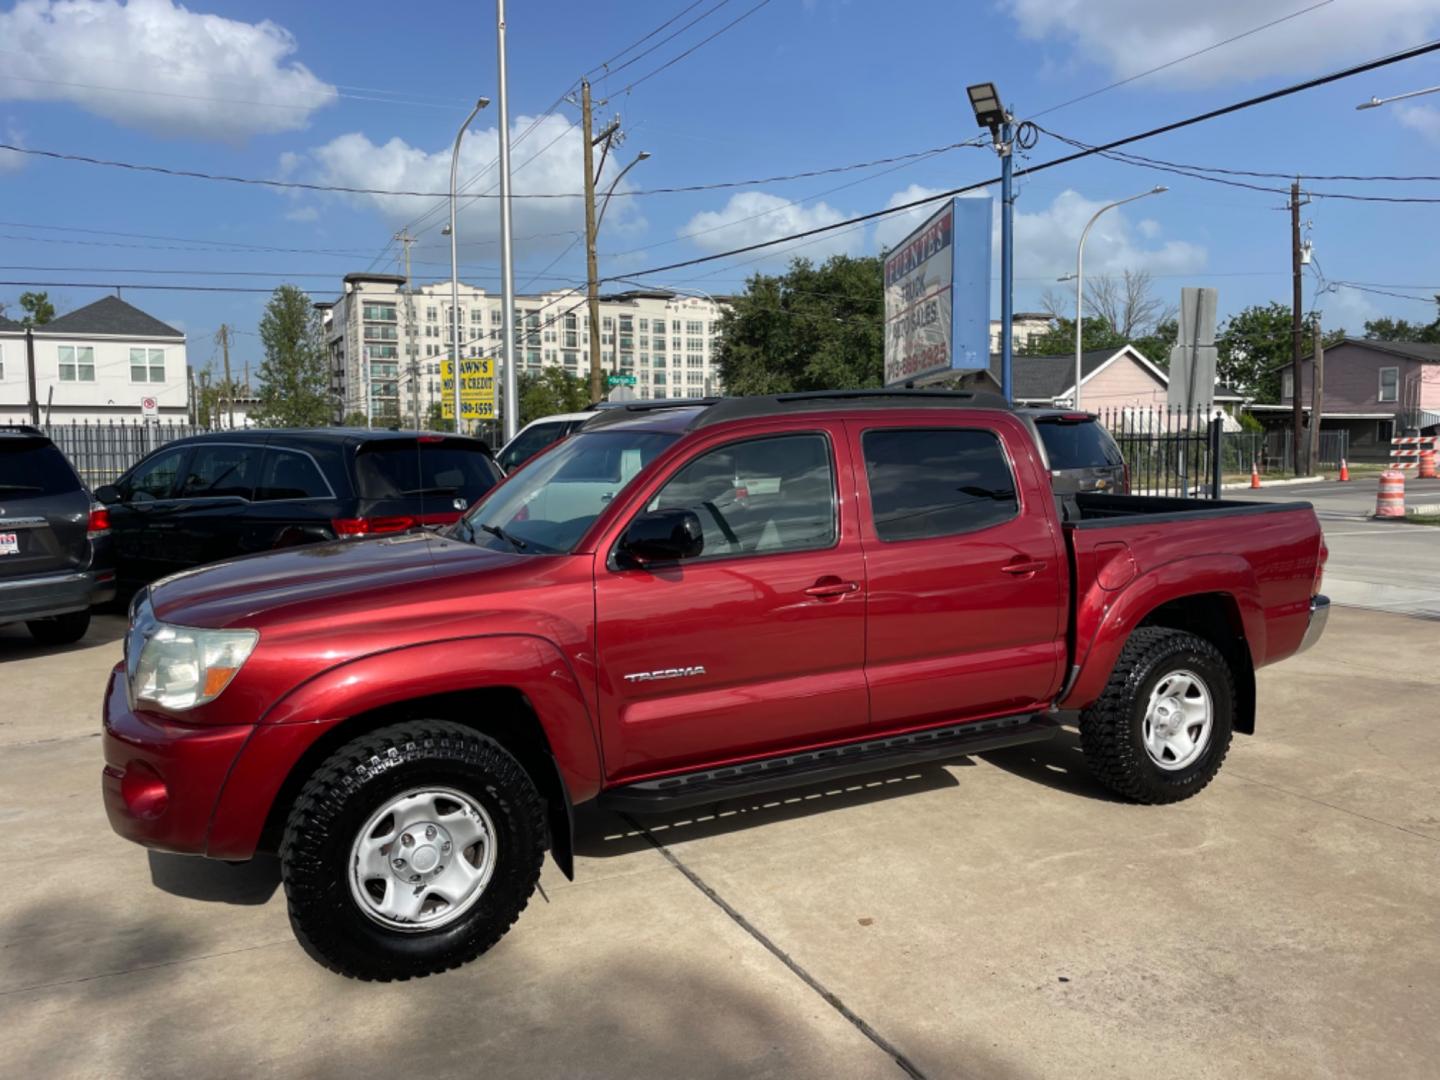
[1217,302,1293,403]
[340,410,369,427]
[424,401,454,433]
[717,255,884,394]
[19,290,55,327]
[1018,316,1127,357]
[1131,318,1178,369]
[520,366,588,425]
[1364,300,1440,343]
[253,284,333,427]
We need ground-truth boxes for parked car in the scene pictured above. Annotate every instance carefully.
[102,390,1328,980]
[0,425,115,644]
[96,429,502,590]
[494,411,592,473]
[1019,408,1128,494]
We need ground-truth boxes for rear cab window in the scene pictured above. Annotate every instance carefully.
[354,438,501,506]
[1033,417,1123,470]
[861,427,1019,541]
[0,436,83,499]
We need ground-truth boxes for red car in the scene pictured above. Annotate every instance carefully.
[102,391,1328,980]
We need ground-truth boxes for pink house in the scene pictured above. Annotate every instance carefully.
[961,345,1242,412]
[1250,339,1440,460]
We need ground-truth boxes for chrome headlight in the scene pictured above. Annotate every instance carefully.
[126,597,258,712]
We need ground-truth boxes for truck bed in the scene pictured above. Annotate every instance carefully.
[1063,492,1313,526]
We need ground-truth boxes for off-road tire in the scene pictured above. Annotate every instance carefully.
[1079,627,1234,804]
[25,610,90,646]
[281,720,546,981]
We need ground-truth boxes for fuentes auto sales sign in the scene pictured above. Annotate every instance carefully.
[883,196,992,386]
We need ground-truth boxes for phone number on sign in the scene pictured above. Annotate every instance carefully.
[893,342,948,378]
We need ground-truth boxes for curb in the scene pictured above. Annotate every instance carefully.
[1221,475,1332,491]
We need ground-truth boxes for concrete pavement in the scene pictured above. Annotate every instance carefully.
[2,608,1439,1079]
[1242,475,1440,619]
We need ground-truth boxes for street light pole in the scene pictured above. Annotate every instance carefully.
[1072,186,1167,410]
[495,0,519,442]
[1357,84,1440,109]
[449,97,489,434]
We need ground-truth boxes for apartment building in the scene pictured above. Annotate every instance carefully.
[0,296,188,424]
[318,273,729,424]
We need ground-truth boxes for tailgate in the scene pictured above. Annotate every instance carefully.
[1,438,91,578]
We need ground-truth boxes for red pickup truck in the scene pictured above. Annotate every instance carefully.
[102,391,1328,980]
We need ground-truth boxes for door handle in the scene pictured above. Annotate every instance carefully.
[1001,559,1048,576]
[804,579,860,598]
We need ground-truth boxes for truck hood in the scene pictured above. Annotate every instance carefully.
[148,533,524,629]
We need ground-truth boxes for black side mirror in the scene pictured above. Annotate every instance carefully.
[620,508,704,565]
[94,484,121,505]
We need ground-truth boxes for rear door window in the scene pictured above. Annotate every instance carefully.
[178,444,261,500]
[862,428,1018,541]
[1033,419,1123,469]
[254,449,332,501]
[355,440,501,505]
[0,438,82,498]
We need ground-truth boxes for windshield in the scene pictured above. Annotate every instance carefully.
[457,430,677,554]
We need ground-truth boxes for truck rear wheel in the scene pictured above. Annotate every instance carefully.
[280,720,546,980]
[26,610,90,645]
[1079,627,1234,804]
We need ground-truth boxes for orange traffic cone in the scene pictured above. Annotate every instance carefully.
[1338,458,1350,482]
[1250,463,1261,489]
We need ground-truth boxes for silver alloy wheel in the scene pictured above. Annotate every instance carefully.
[348,787,498,933]
[1141,669,1213,771]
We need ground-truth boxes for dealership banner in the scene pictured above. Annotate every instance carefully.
[884,196,992,385]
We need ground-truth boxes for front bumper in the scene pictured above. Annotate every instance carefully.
[0,566,115,623]
[100,666,254,855]
[1297,595,1330,654]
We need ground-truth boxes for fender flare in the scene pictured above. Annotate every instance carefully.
[1061,554,1264,712]
[206,634,600,865]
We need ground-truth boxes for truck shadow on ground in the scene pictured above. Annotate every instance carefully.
[0,612,128,660]
[978,723,1124,803]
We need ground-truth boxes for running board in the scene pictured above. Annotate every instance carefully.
[598,713,1059,813]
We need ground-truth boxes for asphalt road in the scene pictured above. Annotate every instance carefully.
[1241,476,1440,619]
[2,606,1438,1080]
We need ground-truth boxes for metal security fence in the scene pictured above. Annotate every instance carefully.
[40,420,214,488]
[1095,406,1223,498]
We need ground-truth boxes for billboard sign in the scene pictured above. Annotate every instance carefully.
[884,196,992,385]
[440,357,497,420]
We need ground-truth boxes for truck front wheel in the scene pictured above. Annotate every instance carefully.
[280,720,546,980]
[1079,627,1234,804]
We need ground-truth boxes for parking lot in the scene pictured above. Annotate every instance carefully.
[3,595,1438,1079]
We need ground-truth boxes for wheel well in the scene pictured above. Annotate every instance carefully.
[258,687,574,875]
[1139,593,1256,735]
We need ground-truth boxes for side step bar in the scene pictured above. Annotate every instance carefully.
[598,713,1059,813]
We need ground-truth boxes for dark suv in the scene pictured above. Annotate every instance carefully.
[1,426,115,644]
[97,429,502,590]
[1019,409,1128,494]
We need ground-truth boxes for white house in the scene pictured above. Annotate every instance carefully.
[0,296,189,425]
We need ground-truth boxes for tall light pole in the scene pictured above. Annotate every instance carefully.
[968,83,1016,401]
[1071,186,1166,410]
[449,97,489,434]
[1357,84,1440,109]
[495,0,519,442]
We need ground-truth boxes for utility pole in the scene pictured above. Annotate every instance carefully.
[581,78,621,405]
[1309,316,1325,476]
[217,325,235,430]
[495,0,519,443]
[24,326,39,425]
[999,112,1014,403]
[396,228,420,428]
[1289,179,1308,474]
[188,365,197,425]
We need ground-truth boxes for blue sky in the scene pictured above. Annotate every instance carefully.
[2,0,1439,379]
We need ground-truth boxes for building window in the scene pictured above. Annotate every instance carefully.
[671,320,681,334]
[129,348,166,383]
[1378,366,1399,403]
[1281,369,1293,402]
[59,345,96,382]
[426,307,438,322]
[472,308,484,322]
[686,320,703,335]
[491,309,502,325]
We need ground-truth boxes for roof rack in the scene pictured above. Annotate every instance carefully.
[580,398,721,429]
[689,388,1010,429]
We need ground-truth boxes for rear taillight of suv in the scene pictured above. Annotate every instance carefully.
[331,512,463,538]
[87,503,111,538]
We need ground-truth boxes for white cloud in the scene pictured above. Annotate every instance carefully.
[680,191,862,266]
[304,114,632,262]
[1014,189,1206,279]
[874,184,950,252]
[1395,103,1440,143]
[0,0,337,141]
[284,205,319,224]
[0,118,25,173]
[1002,0,1440,88]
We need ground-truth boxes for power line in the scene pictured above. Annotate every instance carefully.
[610,0,774,97]
[601,37,1440,285]
[592,0,736,86]
[585,0,711,79]
[0,72,468,112]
